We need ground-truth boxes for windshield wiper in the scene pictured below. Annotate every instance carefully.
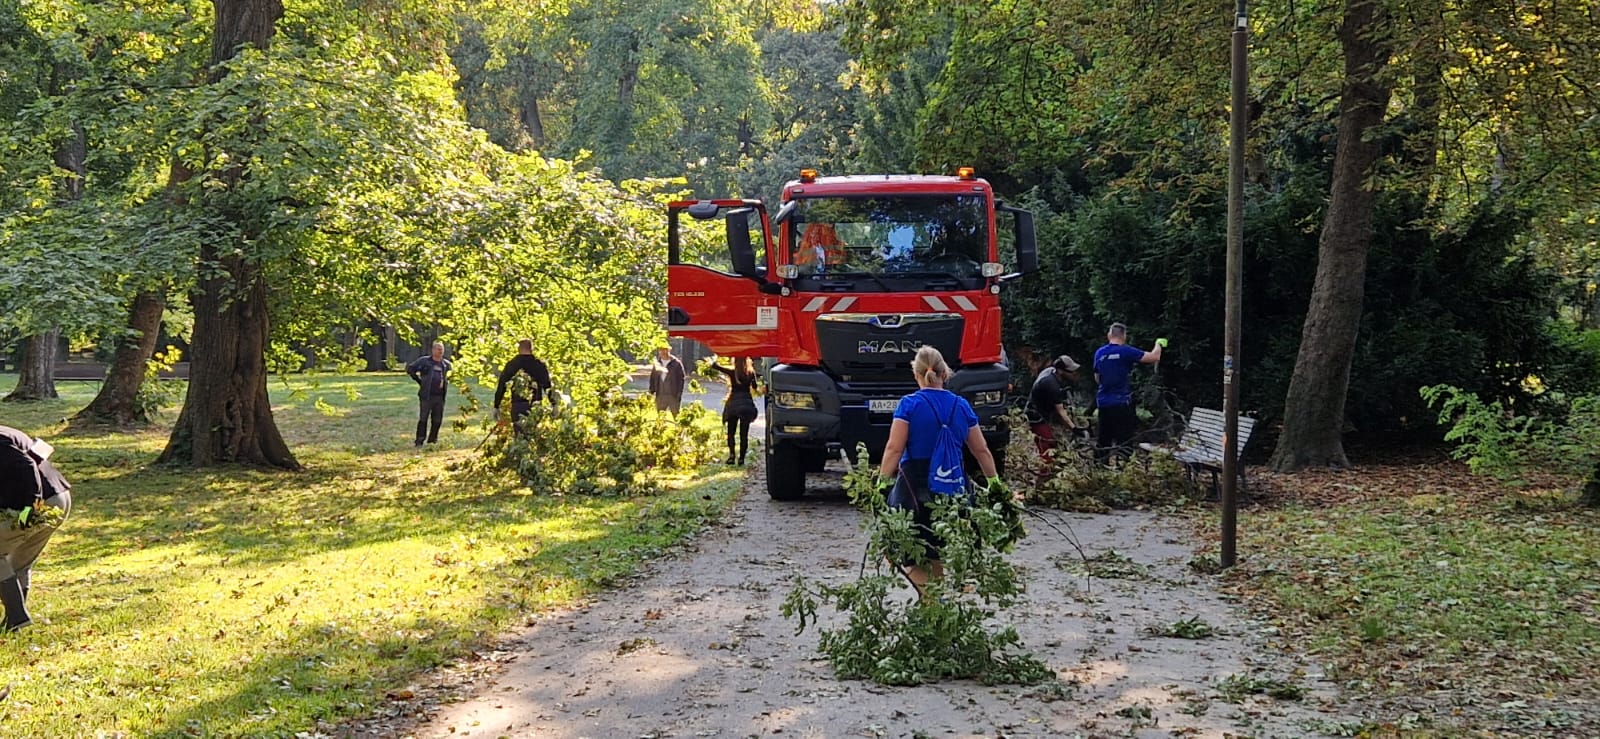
[829,271,896,292]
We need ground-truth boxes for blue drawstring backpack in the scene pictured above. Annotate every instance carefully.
[924,393,967,496]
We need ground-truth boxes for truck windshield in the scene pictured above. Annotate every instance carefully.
[789,195,989,279]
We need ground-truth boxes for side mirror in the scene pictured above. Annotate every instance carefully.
[727,209,760,278]
[687,201,721,220]
[1002,204,1039,274]
[773,200,796,224]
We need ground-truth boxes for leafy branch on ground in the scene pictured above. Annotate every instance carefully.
[1146,615,1215,639]
[1053,549,1152,581]
[1000,410,1193,512]
[471,381,721,496]
[780,445,1053,686]
[1214,673,1307,702]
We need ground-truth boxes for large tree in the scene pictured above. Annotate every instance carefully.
[1271,0,1600,468]
[157,0,296,467]
[2,0,209,413]
[1266,0,1393,470]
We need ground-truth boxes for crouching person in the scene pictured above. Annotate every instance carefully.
[0,425,72,631]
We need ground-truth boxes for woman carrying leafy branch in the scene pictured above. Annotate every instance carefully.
[877,346,1008,596]
[709,356,760,465]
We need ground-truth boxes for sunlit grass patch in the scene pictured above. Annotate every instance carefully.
[0,372,742,736]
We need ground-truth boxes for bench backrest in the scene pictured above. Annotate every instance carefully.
[1179,407,1256,461]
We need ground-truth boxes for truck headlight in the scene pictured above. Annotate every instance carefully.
[773,391,817,410]
[970,391,1004,407]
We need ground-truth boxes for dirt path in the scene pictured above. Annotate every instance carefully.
[345,466,1365,738]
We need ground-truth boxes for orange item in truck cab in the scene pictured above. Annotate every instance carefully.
[794,223,847,268]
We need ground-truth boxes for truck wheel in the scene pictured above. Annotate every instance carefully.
[992,448,1007,476]
[766,442,807,501]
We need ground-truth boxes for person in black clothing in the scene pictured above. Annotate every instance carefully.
[493,338,554,427]
[406,341,452,446]
[648,346,687,415]
[710,356,760,465]
[1026,354,1086,455]
[0,425,73,632]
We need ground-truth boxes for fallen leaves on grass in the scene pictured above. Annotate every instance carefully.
[1212,453,1600,735]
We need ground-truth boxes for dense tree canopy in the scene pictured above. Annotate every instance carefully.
[0,0,1594,469]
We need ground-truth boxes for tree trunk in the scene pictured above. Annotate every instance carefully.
[1582,460,1600,508]
[160,251,297,467]
[5,65,88,404]
[362,320,392,371]
[520,94,546,150]
[158,0,298,469]
[1269,0,1393,472]
[3,329,61,402]
[72,290,166,426]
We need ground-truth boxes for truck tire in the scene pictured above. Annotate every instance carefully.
[766,442,807,501]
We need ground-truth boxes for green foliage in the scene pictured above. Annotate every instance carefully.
[780,445,1051,686]
[132,344,184,421]
[1002,411,1192,512]
[1147,615,1215,640]
[1214,673,1306,703]
[1422,384,1600,496]
[480,389,722,496]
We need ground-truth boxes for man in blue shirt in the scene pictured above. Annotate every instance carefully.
[1093,323,1164,461]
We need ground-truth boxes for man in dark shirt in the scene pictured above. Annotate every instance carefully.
[1027,355,1084,455]
[0,425,73,631]
[406,341,452,446]
[647,345,686,415]
[493,338,553,426]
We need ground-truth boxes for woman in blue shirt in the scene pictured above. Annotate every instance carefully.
[877,346,1002,594]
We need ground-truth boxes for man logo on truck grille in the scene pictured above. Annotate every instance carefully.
[858,340,923,354]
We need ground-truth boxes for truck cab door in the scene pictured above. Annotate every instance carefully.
[667,199,781,356]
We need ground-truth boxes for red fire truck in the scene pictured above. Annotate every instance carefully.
[667,168,1038,499]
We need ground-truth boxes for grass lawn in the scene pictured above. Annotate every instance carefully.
[1216,462,1600,735]
[0,373,743,737]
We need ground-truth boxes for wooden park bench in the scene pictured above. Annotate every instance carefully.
[52,362,109,382]
[1140,407,1255,498]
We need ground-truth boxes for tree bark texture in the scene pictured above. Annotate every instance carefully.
[1583,460,1600,508]
[160,251,297,467]
[159,0,298,469]
[208,0,283,83]
[362,321,393,371]
[73,290,166,426]
[1269,0,1393,471]
[4,329,60,402]
[520,94,546,150]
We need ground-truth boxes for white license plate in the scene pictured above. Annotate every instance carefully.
[868,399,898,413]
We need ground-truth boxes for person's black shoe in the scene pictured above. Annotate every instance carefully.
[724,455,736,465]
[413,440,424,447]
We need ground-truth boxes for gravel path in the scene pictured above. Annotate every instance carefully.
[341,459,1367,739]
